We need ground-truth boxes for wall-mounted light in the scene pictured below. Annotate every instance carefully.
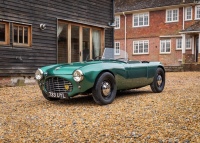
[40,23,46,30]
[108,22,116,27]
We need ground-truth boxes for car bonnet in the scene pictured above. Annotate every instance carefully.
[41,62,101,75]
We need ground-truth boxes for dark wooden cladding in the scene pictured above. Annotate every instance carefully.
[0,0,114,76]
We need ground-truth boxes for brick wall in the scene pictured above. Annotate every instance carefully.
[115,6,197,66]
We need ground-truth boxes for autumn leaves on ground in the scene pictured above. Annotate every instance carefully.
[0,72,200,142]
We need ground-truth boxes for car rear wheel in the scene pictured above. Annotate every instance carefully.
[92,72,117,105]
[42,91,59,101]
[150,68,165,93]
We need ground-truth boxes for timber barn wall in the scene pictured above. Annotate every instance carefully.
[0,0,114,78]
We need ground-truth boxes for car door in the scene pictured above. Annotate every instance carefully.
[124,62,148,88]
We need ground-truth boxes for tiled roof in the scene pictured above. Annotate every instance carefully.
[115,0,194,13]
[181,21,200,32]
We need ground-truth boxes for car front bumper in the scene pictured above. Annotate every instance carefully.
[37,74,94,98]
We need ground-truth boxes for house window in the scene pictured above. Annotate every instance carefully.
[133,40,149,54]
[185,7,192,20]
[115,16,120,29]
[0,22,9,45]
[166,9,179,22]
[176,38,182,49]
[13,24,32,46]
[114,42,120,55]
[186,38,191,49]
[176,38,191,50]
[133,12,149,27]
[195,5,200,19]
[160,40,171,53]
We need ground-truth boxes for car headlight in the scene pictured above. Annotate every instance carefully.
[73,70,84,82]
[35,69,43,81]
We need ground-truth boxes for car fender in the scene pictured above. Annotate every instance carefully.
[79,62,126,88]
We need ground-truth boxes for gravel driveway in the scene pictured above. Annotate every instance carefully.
[0,72,200,143]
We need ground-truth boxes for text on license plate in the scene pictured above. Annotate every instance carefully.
[48,92,67,99]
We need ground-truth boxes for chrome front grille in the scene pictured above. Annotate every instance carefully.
[45,77,73,93]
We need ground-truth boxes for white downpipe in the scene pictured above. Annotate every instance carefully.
[183,7,185,30]
[123,12,127,59]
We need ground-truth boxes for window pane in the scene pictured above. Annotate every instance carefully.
[115,42,120,55]
[134,15,138,26]
[173,10,178,21]
[14,26,18,43]
[19,26,23,43]
[115,16,120,28]
[139,42,143,53]
[139,14,143,26]
[167,11,172,21]
[116,43,120,53]
[186,38,191,49]
[186,7,192,20]
[83,28,90,60]
[166,41,170,52]
[176,38,182,49]
[197,6,200,18]
[0,24,5,42]
[58,23,68,63]
[144,42,148,53]
[71,25,80,62]
[144,14,148,25]
[92,29,101,59]
[24,27,28,44]
[134,42,138,53]
[161,41,165,52]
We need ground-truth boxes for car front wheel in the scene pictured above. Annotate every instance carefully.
[92,72,117,105]
[150,68,165,93]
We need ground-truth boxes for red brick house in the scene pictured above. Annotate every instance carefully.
[114,0,200,70]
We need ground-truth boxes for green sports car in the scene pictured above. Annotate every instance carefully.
[35,48,165,105]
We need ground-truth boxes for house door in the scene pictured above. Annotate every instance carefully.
[57,21,104,63]
[196,36,199,62]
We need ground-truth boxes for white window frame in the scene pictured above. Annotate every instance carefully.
[133,12,149,27]
[133,40,149,54]
[176,38,182,50]
[195,5,200,19]
[185,6,192,21]
[114,42,120,55]
[186,38,191,49]
[176,38,192,50]
[160,39,171,54]
[115,16,120,29]
[166,9,179,23]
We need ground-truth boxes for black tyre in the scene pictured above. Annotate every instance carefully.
[150,68,165,93]
[92,72,117,105]
[42,91,59,101]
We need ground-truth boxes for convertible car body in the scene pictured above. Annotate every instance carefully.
[35,48,165,105]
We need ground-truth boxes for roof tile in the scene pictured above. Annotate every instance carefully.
[115,0,194,13]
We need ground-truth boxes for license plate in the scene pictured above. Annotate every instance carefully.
[48,92,68,99]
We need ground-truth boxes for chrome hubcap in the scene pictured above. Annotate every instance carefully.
[101,81,111,97]
[157,75,162,87]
